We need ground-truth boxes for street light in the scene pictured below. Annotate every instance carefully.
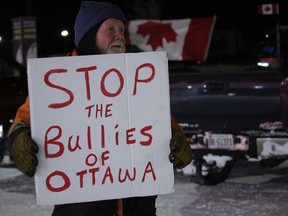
[61,30,69,37]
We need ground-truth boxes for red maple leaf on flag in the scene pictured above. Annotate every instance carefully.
[136,22,177,50]
[264,5,272,13]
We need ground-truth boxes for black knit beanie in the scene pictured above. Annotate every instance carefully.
[74,1,126,48]
[76,23,101,55]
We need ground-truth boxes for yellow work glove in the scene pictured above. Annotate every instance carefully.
[169,129,193,169]
[8,122,39,177]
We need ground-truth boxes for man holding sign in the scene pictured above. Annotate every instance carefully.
[7,1,192,215]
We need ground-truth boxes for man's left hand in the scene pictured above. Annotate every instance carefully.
[169,129,193,169]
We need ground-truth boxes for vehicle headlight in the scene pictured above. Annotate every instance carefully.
[0,124,3,139]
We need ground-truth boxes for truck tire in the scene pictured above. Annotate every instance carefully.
[260,157,287,167]
[191,158,235,185]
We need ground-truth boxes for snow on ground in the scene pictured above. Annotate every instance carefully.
[0,172,53,216]
[0,164,193,216]
[0,190,53,216]
[2,155,288,216]
[0,156,193,216]
[0,156,53,215]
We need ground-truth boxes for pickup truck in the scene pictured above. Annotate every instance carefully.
[169,64,288,185]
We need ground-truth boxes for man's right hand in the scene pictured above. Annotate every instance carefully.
[9,122,39,177]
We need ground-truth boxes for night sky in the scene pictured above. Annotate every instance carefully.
[0,0,287,59]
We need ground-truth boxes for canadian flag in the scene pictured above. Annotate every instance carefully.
[258,4,279,15]
[126,17,216,61]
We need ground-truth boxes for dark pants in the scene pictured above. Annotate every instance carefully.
[52,196,157,216]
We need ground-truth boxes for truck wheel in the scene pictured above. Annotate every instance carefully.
[191,158,235,185]
[260,158,287,167]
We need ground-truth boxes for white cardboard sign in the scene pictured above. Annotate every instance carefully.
[27,51,174,205]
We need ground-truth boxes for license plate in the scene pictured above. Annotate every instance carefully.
[206,134,234,149]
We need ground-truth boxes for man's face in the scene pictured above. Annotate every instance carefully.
[96,18,126,54]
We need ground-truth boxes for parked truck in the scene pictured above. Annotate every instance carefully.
[169,64,288,185]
